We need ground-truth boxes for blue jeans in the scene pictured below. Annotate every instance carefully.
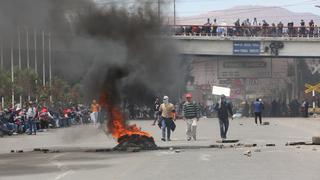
[218,118,229,139]
[28,117,37,134]
[5,123,17,132]
[161,117,171,140]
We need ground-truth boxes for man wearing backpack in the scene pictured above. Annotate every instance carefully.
[183,93,200,141]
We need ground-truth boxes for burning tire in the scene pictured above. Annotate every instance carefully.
[113,134,158,151]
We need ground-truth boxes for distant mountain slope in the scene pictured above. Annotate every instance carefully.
[177,5,320,25]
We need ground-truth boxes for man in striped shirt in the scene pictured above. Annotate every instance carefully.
[182,93,200,141]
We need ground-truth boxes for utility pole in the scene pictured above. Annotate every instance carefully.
[174,0,176,26]
[18,27,21,70]
[0,41,3,109]
[11,42,15,107]
[0,42,3,70]
[26,28,31,101]
[26,28,30,69]
[18,28,22,106]
[158,0,161,22]
[42,31,46,87]
[48,32,52,103]
[34,29,37,75]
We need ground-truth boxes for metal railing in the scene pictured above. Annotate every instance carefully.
[171,25,320,38]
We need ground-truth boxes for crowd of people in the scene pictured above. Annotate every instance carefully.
[0,101,95,137]
[236,98,319,118]
[152,94,320,142]
[174,18,320,38]
[153,94,233,141]
[1,94,318,141]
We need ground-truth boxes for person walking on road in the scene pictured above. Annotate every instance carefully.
[159,96,175,141]
[182,93,200,141]
[152,97,160,126]
[253,98,264,125]
[214,95,233,140]
[90,100,100,127]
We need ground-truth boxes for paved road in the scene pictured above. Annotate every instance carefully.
[0,117,319,180]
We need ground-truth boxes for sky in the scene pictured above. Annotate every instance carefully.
[175,0,320,17]
[96,0,320,16]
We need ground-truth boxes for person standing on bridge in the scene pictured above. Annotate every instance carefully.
[214,95,233,140]
[182,93,200,141]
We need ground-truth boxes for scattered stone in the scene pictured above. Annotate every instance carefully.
[10,150,15,153]
[286,142,306,146]
[254,149,261,152]
[169,147,174,151]
[209,144,224,148]
[244,144,257,147]
[33,148,41,152]
[95,149,111,152]
[216,139,239,143]
[174,150,181,153]
[266,144,276,147]
[236,143,244,147]
[50,150,61,153]
[262,122,270,125]
[243,150,252,157]
[312,136,320,145]
[312,148,317,151]
[296,146,301,149]
[16,150,23,153]
[239,123,244,126]
[42,149,49,153]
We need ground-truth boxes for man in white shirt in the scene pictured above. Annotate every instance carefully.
[26,101,37,135]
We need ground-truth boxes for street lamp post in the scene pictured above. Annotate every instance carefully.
[174,0,176,26]
[42,31,46,87]
[48,32,52,103]
[0,42,3,70]
[11,42,14,108]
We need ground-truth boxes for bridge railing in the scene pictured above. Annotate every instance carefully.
[170,25,320,38]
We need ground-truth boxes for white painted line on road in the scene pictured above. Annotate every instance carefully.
[47,153,75,180]
[200,154,211,161]
[54,170,75,180]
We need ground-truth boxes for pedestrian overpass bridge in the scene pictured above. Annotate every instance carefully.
[172,35,320,57]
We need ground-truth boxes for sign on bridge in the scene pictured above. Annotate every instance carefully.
[233,41,261,55]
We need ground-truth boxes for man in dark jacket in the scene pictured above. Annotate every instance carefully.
[214,95,233,140]
[253,98,264,125]
[303,99,309,118]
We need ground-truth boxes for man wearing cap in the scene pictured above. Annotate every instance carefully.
[214,95,233,140]
[159,96,175,141]
[182,93,200,141]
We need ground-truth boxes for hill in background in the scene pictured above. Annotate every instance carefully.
[177,5,320,25]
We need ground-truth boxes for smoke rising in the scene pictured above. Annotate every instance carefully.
[0,0,188,114]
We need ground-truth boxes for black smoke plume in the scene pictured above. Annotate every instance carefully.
[0,0,188,111]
